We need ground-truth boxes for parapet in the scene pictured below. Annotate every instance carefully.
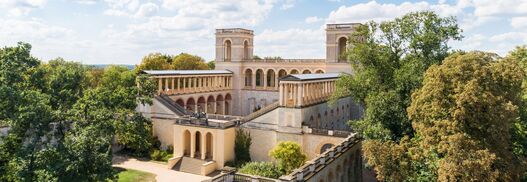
[215,28,254,35]
[326,23,361,31]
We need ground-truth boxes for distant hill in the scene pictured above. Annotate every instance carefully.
[87,64,136,70]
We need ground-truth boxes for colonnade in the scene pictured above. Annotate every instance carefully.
[155,75,233,95]
[279,80,337,107]
[176,94,232,115]
[244,68,325,90]
[182,130,214,160]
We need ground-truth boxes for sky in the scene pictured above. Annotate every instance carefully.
[0,0,526,65]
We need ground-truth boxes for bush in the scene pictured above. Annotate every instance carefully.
[150,149,172,162]
[238,162,282,179]
[269,141,307,174]
[234,129,252,164]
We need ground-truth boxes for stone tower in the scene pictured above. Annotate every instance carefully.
[325,23,360,63]
[215,28,254,62]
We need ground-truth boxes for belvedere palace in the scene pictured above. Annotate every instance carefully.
[138,23,363,182]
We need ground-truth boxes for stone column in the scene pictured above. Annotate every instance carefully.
[263,73,267,90]
[279,83,284,106]
[171,78,175,94]
[297,83,303,107]
[190,131,195,158]
[158,78,162,94]
[165,78,169,93]
[252,73,256,89]
[275,75,279,90]
[201,132,206,160]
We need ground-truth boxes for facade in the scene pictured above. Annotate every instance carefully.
[139,23,363,182]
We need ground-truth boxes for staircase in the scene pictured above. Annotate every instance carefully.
[241,101,279,123]
[155,95,189,116]
[173,157,206,175]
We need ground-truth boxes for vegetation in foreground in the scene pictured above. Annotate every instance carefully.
[115,167,155,182]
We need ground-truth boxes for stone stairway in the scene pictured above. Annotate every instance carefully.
[173,157,206,175]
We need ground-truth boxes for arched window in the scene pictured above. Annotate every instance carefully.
[338,37,347,62]
[290,69,299,74]
[224,40,232,61]
[302,70,311,74]
[267,69,275,87]
[278,69,287,78]
[315,69,325,73]
[243,40,249,59]
[256,69,264,87]
[244,69,253,87]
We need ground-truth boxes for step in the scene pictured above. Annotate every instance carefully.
[173,157,206,175]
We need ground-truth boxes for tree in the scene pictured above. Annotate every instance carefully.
[337,11,463,141]
[269,141,306,174]
[238,162,282,179]
[365,52,526,181]
[207,60,215,70]
[234,129,252,165]
[114,112,153,156]
[172,53,209,70]
[38,58,86,110]
[136,53,172,72]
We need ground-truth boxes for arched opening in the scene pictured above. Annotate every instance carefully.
[255,69,264,87]
[195,131,201,158]
[197,97,206,113]
[186,98,196,112]
[316,114,321,128]
[315,69,325,73]
[176,99,185,108]
[183,130,191,156]
[206,132,213,160]
[302,70,311,74]
[266,69,275,87]
[224,40,232,61]
[309,116,314,127]
[216,95,224,115]
[243,40,249,59]
[338,37,347,62]
[328,172,334,182]
[244,69,253,87]
[225,94,232,115]
[290,69,299,74]
[337,165,343,182]
[207,95,215,114]
[320,143,334,154]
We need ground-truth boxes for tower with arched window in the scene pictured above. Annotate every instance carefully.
[325,23,359,63]
[215,28,254,62]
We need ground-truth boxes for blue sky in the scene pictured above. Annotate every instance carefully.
[1,0,526,65]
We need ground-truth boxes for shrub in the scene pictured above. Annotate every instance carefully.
[234,129,252,164]
[238,162,282,179]
[269,141,307,174]
[150,149,172,162]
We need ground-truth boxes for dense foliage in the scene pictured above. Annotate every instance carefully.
[268,141,306,174]
[234,129,252,165]
[363,52,526,181]
[0,42,156,181]
[336,11,462,141]
[238,162,282,179]
[135,52,209,72]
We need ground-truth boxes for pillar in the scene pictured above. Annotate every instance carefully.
[297,83,303,107]
[279,83,284,106]
[158,78,162,94]
[201,132,206,160]
[171,78,175,94]
[252,73,256,89]
[263,73,267,89]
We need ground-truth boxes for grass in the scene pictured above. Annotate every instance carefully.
[115,167,156,182]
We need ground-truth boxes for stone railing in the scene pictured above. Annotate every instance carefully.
[242,59,326,63]
[308,128,351,138]
[241,102,279,123]
[326,23,360,29]
[216,28,253,35]
[279,134,360,181]
[205,171,278,182]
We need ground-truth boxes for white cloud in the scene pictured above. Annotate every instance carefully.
[280,0,296,10]
[305,16,322,23]
[135,2,158,17]
[511,17,527,28]
[254,28,325,58]
[74,0,98,5]
[0,0,47,16]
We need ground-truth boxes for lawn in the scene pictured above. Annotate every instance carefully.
[115,167,156,182]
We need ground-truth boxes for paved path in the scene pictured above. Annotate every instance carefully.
[113,155,210,182]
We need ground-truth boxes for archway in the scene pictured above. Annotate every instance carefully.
[225,94,232,115]
[302,69,311,74]
[176,99,185,108]
[243,40,249,60]
[244,69,253,87]
[266,69,275,87]
[197,97,206,112]
[207,95,215,114]
[195,131,201,158]
[328,172,334,182]
[309,116,314,127]
[216,95,224,115]
[320,143,334,154]
[316,114,321,128]
[315,69,325,73]
[224,40,232,61]
[206,132,213,160]
[338,37,347,62]
[186,98,196,112]
[290,69,299,74]
[183,130,191,156]
[255,69,264,87]
[278,69,287,78]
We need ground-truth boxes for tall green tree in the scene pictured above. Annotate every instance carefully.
[234,129,252,165]
[337,11,463,141]
[365,52,525,181]
[172,53,209,70]
[136,53,172,72]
